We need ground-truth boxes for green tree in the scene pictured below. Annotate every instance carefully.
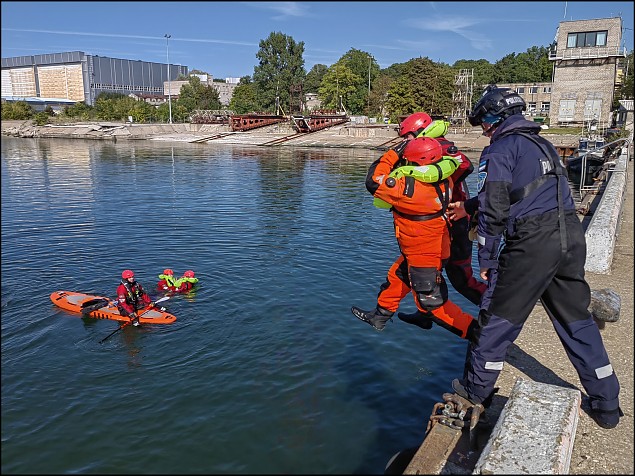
[368,74,394,118]
[336,49,381,114]
[253,31,306,114]
[318,63,361,112]
[452,59,496,93]
[385,77,417,122]
[382,57,455,119]
[156,102,172,123]
[304,64,328,94]
[229,76,260,114]
[63,101,93,120]
[619,50,634,99]
[176,76,222,113]
[33,111,49,126]
[94,92,125,120]
[1,100,34,120]
[129,100,157,123]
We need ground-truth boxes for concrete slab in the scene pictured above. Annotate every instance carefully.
[584,150,630,274]
[473,379,580,475]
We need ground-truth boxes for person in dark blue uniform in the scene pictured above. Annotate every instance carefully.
[447,85,622,429]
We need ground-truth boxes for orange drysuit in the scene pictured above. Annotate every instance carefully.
[368,149,476,340]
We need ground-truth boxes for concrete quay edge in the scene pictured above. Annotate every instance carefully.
[473,379,581,474]
[584,147,631,273]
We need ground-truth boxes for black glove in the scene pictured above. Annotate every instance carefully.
[391,139,409,158]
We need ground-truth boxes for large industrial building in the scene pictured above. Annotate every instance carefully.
[1,51,187,106]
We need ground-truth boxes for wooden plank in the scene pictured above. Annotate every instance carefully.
[403,423,462,475]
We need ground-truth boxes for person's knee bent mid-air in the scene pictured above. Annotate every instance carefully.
[351,134,477,341]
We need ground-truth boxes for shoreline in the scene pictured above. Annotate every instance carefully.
[0,119,582,152]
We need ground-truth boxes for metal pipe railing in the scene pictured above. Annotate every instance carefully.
[578,137,631,194]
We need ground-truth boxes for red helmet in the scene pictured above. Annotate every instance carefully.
[163,268,174,276]
[122,269,135,279]
[399,112,432,138]
[184,270,195,278]
[402,137,443,166]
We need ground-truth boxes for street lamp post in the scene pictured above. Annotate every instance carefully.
[164,33,173,124]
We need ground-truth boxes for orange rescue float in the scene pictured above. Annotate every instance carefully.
[50,290,176,325]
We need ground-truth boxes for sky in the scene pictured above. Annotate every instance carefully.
[2,1,634,80]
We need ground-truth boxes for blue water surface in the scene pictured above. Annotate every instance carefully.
[1,137,481,474]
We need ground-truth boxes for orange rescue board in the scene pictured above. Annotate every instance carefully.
[50,290,176,325]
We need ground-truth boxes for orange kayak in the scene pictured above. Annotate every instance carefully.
[50,290,176,325]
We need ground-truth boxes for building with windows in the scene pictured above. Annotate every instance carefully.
[1,51,187,106]
[549,17,626,127]
[163,76,237,106]
[496,82,552,117]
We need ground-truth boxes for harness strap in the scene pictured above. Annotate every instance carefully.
[392,179,451,232]
[498,130,567,254]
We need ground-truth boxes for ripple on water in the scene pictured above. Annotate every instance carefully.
[2,138,474,474]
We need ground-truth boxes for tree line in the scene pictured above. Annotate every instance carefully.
[2,31,633,124]
[230,32,633,122]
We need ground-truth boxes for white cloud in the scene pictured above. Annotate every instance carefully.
[403,15,532,51]
[2,28,256,47]
[244,1,311,20]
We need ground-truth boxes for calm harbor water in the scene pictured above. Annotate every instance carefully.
[1,137,481,474]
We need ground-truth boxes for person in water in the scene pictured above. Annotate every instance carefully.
[173,270,198,293]
[117,269,153,325]
[157,268,178,292]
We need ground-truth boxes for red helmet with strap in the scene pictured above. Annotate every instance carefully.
[402,137,443,166]
[399,112,432,138]
[122,269,135,279]
[184,270,195,278]
[163,268,174,276]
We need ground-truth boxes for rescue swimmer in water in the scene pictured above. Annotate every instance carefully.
[157,268,199,293]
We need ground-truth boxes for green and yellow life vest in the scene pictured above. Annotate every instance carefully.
[373,155,460,209]
[174,276,199,288]
[158,273,178,287]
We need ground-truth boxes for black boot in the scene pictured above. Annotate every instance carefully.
[397,310,433,330]
[452,378,498,408]
[351,305,394,331]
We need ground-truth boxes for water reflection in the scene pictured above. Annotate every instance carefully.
[2,137,479,474]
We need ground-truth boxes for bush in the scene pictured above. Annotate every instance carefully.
[33,112,50,126]
[1,100,34,120]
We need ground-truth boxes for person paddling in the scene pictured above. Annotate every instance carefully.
[116,269,153,326]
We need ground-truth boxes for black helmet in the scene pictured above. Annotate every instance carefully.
[468,85,526,126]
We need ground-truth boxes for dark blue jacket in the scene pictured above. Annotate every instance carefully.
[474,114,574,270]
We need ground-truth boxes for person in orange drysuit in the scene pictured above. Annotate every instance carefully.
[351,137,477,340]
[398,115,487,319]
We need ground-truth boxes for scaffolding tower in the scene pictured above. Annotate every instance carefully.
[451,69,474,133]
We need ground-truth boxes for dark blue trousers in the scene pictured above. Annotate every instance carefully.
[464,210,620,412]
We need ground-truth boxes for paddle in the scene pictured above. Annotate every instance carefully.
[98,296,170,344]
